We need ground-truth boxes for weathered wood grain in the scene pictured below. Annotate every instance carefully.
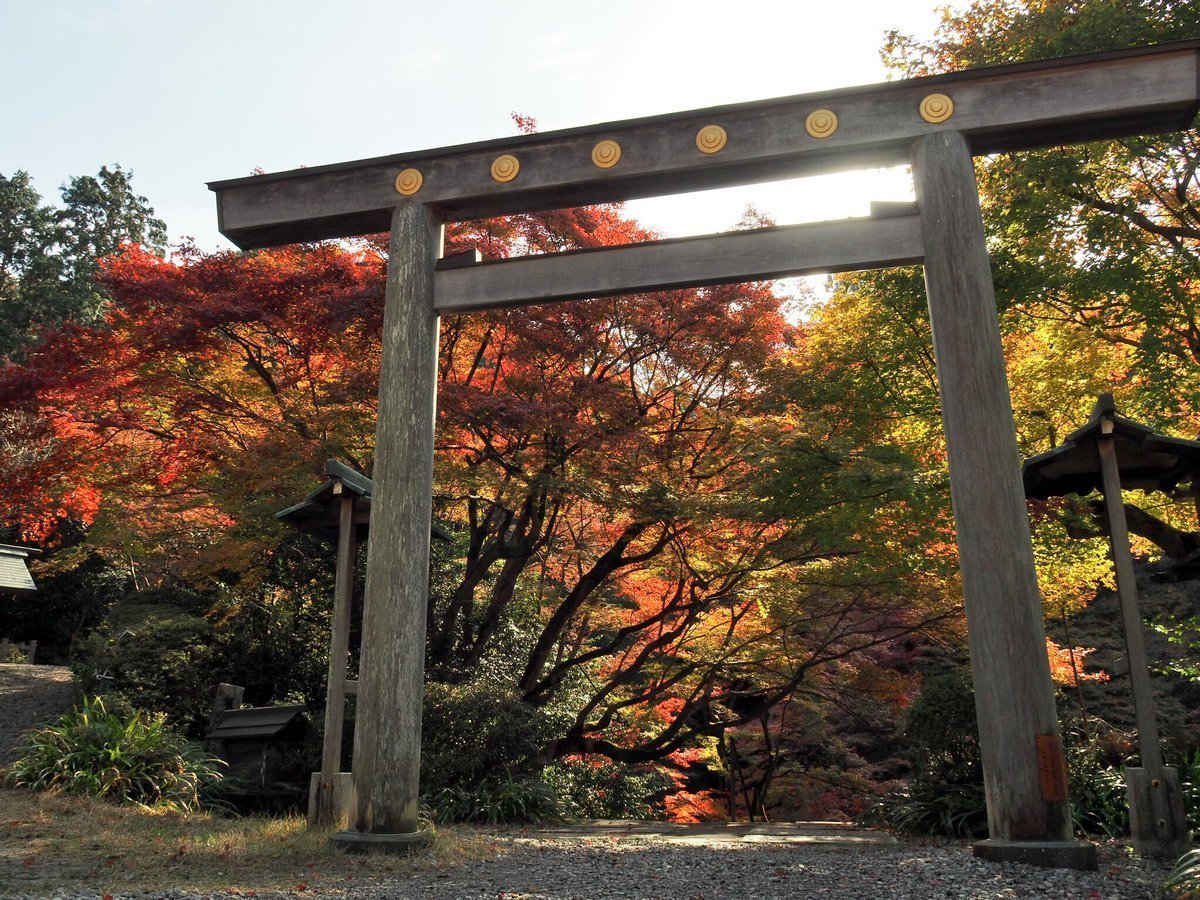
[349,203,441,837]
[1097,433,1164,773]
[210,44,1199,248]
[1098,431,1191,857]
[314,494,356,827]
[912,130,1072,844]
[433,215,923,311]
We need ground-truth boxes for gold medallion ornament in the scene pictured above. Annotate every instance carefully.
[805,109,838,139]
[695,124,727,154]
[920,93,954,124]
[591,139,622,169]
[394,168,423,196]
[491,154,520,182]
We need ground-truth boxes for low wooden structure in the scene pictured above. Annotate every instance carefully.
[207,703,309,803]
[1023,394,1197,857]
[211,42,1200,865]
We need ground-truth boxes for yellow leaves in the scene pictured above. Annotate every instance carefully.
[1034,533,1114,617]
[1004,316,1133,455]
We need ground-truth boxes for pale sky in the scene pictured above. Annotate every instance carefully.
[1,0,946,250]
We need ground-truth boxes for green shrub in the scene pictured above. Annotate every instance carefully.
[1164,848,1200,899]
[904,669,980,785]
[1065,734,1130,837]
[430,772,562,824]
[543,756,668,819]
[418,673,583,824]
[420,679,568,797]
[3,644,30,663]
[72,590,220,734]
[871,779,989,838]
[4,696,223,810]
[1061,730,1200,838]
[72,574,332,738]
[1170,746,1200,834]
[869,665,988,837]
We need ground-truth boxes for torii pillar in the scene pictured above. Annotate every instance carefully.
[333,203,442,849]
[914,131,1090,867]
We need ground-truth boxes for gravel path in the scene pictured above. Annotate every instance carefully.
[4,831,1178,900]
[330,834,1175,900]
[0,664,79,767]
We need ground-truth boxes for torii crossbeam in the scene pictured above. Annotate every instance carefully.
[209,41,1200,867]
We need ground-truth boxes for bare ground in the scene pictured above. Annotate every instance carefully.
[0,664,79,767]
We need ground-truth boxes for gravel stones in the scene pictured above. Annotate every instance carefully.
[351,836,1172,900]
[5,833,1176,900]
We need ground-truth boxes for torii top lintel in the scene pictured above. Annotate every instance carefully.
[210,41,1200,250]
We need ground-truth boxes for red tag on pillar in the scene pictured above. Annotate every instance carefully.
[1036,734,1068,802]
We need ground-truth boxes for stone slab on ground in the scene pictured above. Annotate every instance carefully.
[0,664,78,767]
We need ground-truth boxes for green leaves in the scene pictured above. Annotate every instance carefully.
[5,695,223,811]
[0,165,165,360]
[1164,847,1200,898]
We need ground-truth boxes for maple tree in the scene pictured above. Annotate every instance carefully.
[0,189,949,807]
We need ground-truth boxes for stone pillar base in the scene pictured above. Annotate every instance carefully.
[973,839,1098,870]
[332,828,433,854]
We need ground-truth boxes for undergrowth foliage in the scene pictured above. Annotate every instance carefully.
[430,774,562,825]
[868,667,989,838]
[4,696,223,810]
[420,677,570,823]
[1165,848,1200,899]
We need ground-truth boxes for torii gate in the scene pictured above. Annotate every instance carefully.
[209,41,1200,867]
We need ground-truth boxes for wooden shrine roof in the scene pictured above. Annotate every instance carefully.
[276,459,451,544]
[0,544,40,594]
[1022,394,1200,500]
[206,704,307,741]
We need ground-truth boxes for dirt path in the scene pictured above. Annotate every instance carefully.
[0,664,78,767]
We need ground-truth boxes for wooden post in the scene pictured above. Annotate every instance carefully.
[313,491,357,827]
[912,131,1094,869]
[335,202,441,849]
[1097,425,1190,857]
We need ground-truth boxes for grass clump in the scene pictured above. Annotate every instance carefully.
[1165,848,1200,899]
[431,772,562,825]
[4,695,222,810]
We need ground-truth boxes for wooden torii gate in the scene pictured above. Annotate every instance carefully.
[209,41,1200,866]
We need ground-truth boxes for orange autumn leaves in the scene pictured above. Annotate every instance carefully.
[0,191,1124,790]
